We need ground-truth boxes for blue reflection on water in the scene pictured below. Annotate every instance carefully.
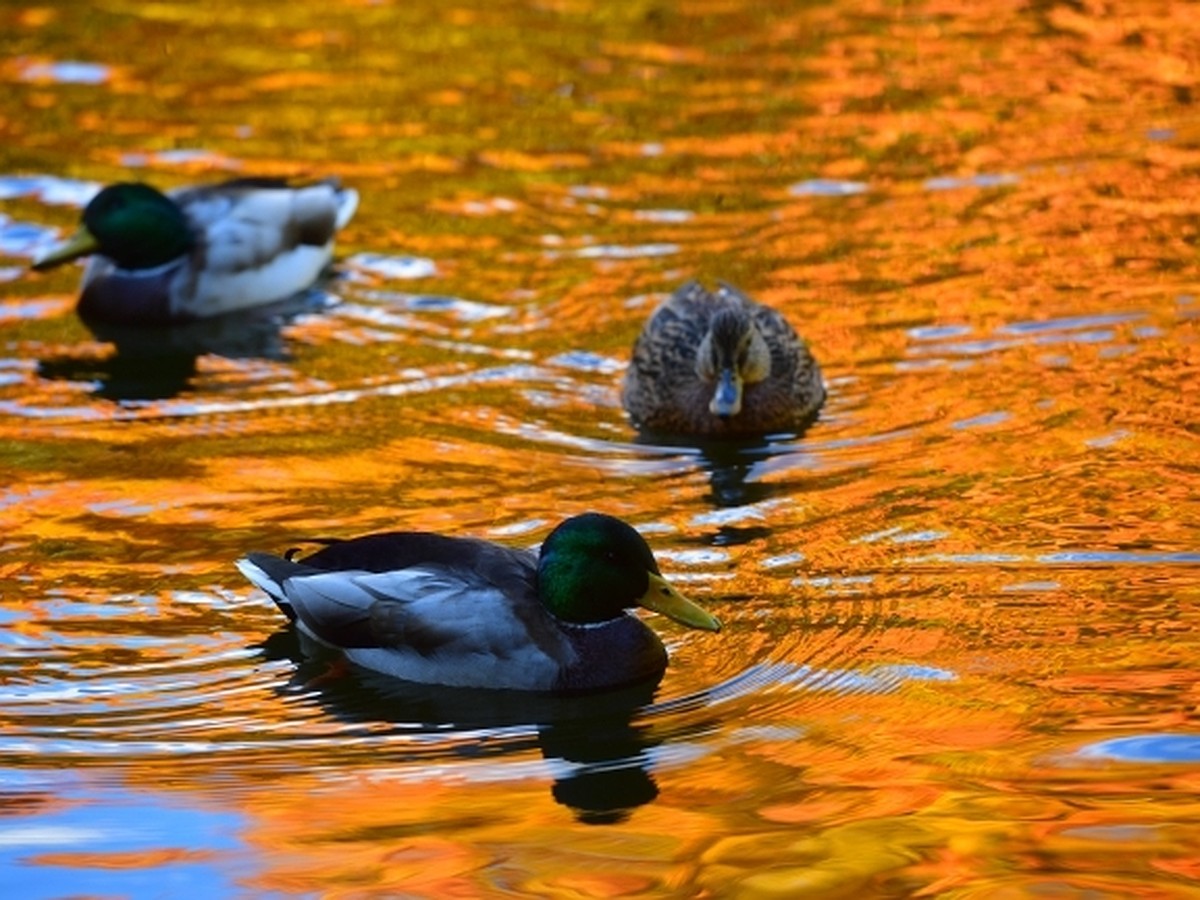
[17,60,111,84]
[907,551,1200,565]
[788,179,869,196]
[347,252,438,280]
[634,208,694,223]
[905,310,1150,365]
[0,219,60,258]
[950,411,1012,431]
[924,173,1020,191]
[908,324,973,341]
[1040,551,1200,564]
[0,175,100,205]
[996,312,1143,334]
[1085,430,1130,448]
[1076,734,1200,764]
[570,242,679,259]
[545,350,624,374]
[873,664,957,682]
[0,775,257,900]
[0,299,62,321]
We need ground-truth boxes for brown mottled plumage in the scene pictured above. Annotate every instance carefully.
[623,281,825,438]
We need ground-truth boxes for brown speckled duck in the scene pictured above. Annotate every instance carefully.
[622,281,825,438]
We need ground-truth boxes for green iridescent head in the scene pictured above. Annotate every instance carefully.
[33,182,193,272]
[536,512,720,631]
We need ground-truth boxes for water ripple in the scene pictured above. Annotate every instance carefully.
[346,253,439,281]
[17,59,112,84]
[907,551,1200,566]
[923,172,1020,191]
[0,174,102,205]
[1,364,557,422]
[564,242,679,259]
[1074,734,1200,764]
[789,179,869,196]
[646,660,956,718]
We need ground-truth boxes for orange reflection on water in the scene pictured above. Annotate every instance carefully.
[1,0,1200,895]
[237,771,722,896]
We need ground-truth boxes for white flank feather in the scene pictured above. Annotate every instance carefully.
[170,180,356,318]
[179,246,332,317]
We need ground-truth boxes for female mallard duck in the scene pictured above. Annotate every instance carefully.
[236,512,721,693]
[623,281,825,438]
[32,177,358,325]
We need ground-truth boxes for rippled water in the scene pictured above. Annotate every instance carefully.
[2,1,1199,896]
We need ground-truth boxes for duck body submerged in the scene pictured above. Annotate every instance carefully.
[237,514,721,693]
[623,281,825,438]
[33,177,358,325]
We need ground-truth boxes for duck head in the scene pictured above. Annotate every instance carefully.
[695,305,772,418]
[33,182,194,272]
[537,513,720,631]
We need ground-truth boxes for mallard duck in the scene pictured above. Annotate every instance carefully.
[32,177,358,325]
[623,281,825,438]
[236,512,721,693]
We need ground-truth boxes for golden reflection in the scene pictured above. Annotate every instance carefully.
[31,848,216,870]
[2,0,1200,895]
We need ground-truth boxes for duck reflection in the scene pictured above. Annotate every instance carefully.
[256,628,662,824]
[36,289,331,401]
[540,709,659,824]
[698,438,779,511]
[637,423,819,536]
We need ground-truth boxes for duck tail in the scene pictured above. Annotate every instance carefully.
[305,177,358,231]
[236,553,299,622]
[333,186,359,231]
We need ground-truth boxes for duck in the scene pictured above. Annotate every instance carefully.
[31,177,358,325]
[236,512,721,693]
[623,281,825,438]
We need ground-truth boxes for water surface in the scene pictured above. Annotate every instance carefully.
[2,1,1199,896]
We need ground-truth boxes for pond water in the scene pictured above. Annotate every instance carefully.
[2,1,1199,896]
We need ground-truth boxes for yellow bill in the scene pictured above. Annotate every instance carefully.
[32,226,100,271]
[639,571,721,632]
